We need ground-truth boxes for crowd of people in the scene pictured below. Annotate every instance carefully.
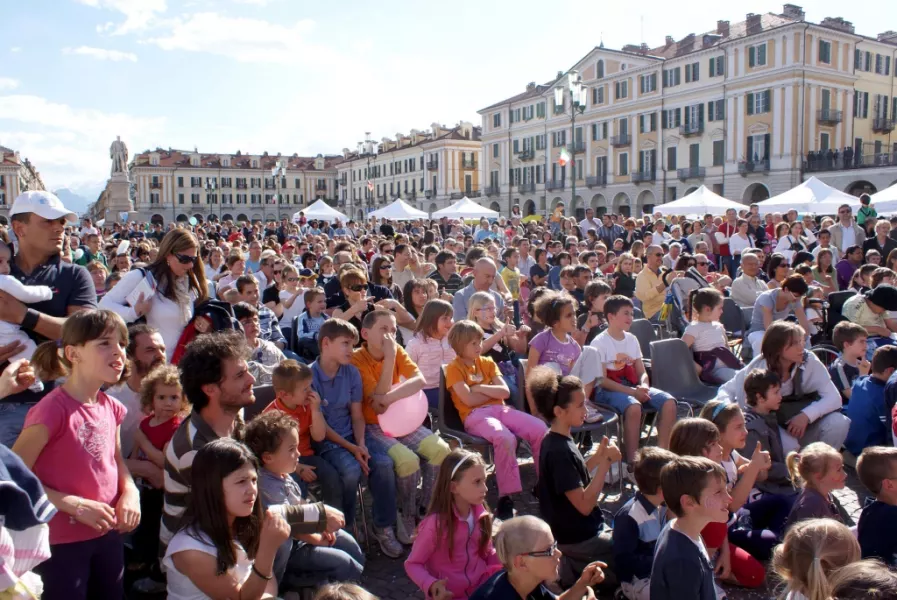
[2,188,897,600]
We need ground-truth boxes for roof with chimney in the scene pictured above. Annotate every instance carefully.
[340,123,482,162]
[131,150,346,171]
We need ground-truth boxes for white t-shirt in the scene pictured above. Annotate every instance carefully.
[279,288,306,325]
[106,381,142,459]
[683,321,728,352]
[164,528,252,600]
[590,330,642,379]
[840,224,856,252]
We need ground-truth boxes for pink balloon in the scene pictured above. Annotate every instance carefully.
[378,387,428,438]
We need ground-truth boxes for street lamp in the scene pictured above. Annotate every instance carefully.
[205,177,217,226]
[554,70,587,220]
[272,159,286,224]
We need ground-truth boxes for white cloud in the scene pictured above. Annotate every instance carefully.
[146,12,329,65]
[232,0,279,5]
[76,0,167,35]
[9,47,21,54]
[63,46,138,62]
[0,78,19,91]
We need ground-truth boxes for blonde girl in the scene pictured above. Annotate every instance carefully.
[772,518,859,600]
[405,450,501,600]
[784,442,847,527]
[406,299,456,410]
[612,252,636,299]
[279,264,307,325]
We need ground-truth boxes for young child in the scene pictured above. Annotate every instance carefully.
[298,288,328,342]
[741,369,795,496]
[829,559,897,599]
[682,288,742,384]
[405,450,502,600]
[529,366,621,588]
[244,410,362,586]
[612,447,676,600]
[613,252,636,299]
[829,321,870,404]
[315,583,380,600]
[785,442,847,527]
[669,417,767,589]
[858,193,878,233]
[279,265,308,324]
[263,360,340,509]
[350,309,451,546]
[803,286,825,337]
[468,292,526,402]
[500,247,521,304]
[650,456,731,600]
[405,299,456,411]
[445,320,547,521]
[590,295,677,475]
[772,518,860,600]
[842,285,897,358]
[575,280,611,347]
[845,346,897,456]
[856,446,897,567]
[11,310,140,599]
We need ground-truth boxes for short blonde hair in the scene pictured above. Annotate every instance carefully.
[447,320,484,354]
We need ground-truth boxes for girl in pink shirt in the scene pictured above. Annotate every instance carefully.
[12,310,141,600]
[406,299,456,410]
[405,450,501,600]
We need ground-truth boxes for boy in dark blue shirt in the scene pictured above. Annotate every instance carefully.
[845,346,897,455]
[828,321,869,405]
[856,446,897,567]
[650,456,730,600]
[612,447,675,599]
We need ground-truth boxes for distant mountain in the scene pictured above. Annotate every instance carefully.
[53,188,94,216]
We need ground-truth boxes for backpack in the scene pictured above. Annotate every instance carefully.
[171,299,243,364]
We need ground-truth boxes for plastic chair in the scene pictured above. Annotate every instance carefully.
[437,367,493,462]
[629,319,658,367]
[244,384,276,422]
[826,290,856,337]
[649,338,718,409]
[290,315,301,353]
[721,298,746,336]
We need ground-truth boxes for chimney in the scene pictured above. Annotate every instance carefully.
[821,17,855,34]
[781,4,805,20]
[879,30,897,43]
[526,81,536,91]
[746,13,762,36]
[622,43,641,53]
[665,35,674,46]
[717,20,730,37]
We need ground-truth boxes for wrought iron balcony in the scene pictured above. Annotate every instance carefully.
[610,134,631,147]
[150,182,162,189]
[450,192,464,200]
[571,141,585,153]
[738,159,770,175]
[677,166,706,180]
[236,182,248,189]
[586,175,607,187]
[485,186,501,196]
[461,158,477,170]
[873,118,896,133]
[518,182,536,194]
[468,191,482,198]
[679,122,704,137]
[426,160,438,170]
[519,149,535,161]
[316,183,327,191]
[425,190,435,199]
[817,109,843,124]
[339,175,347,185]
[631,171,656,183]
[546,180,565,191]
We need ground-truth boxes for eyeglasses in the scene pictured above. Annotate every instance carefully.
[348,284,367,292]
[696,261,709,266]
[173,252,197,265]
[379,264,391,270]
[650,253,663,258]
[524,541,558,558]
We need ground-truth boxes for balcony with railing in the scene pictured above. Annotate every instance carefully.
[571,141,585,153]
[405,191,416,200]
[461,158,477,170]
[817,109,843,125]
[236,182,248,189]
[553,103,565,115]
[426,160,438,170]
[518,182,536,194]
[425,190,435,199]
[150,181,162,189]
[545,180,565,191]
[316,183,327,191]
[450,192,464,200]
[586,175,607,187]
[519,149,535,161]
[677,166,706,180]
[631,171,656,183]
[339,175,347,185]
[679,122,704,137]
[873,118,896,133]
[610,133,631,147]
[485,185,501,196]
[468,190,482,198]
[738,159,770,175]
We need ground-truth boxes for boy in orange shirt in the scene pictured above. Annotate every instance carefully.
[350,309,450,545]
[263,360,342,511]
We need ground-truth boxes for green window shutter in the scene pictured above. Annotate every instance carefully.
[763,90,771,113]
[864,92,869,118]
[694,63,699,81]
[698,103,704,123]
[709,57,715,75]
[746,136,753,159]
[662,111,667,129]
[675,108,681,126]
[603,123,608,138]
[747,93,754,115]
[749,46,756,67]
[708,101,715,121]
[651,113,656,131]
[763,134,771,160]
[684,108,690,126]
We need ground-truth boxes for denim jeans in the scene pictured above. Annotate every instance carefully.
[0,402,33,447]
[287,530,365,582]
[317,434,396,530]
[298,454,342,512]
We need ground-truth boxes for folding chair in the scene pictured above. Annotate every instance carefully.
[244,384,276,422]
[629,319,658,370]
[649,338,718,411]
[437,367,493,462]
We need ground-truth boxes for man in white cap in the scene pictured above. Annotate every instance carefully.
[0,191,97,447]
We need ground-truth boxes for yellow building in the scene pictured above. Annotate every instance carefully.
[478,5,897,218]
[336,122,482,221]
[0,145,46,219]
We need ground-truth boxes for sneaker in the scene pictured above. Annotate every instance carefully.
[584,402,604,424]
[396,512,417,545]
[496,496,515,521]
[623,462,638,485]
[373,526,404,558]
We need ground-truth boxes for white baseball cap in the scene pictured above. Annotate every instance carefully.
[10,191,77,222]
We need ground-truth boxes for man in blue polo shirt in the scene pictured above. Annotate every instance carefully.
[0,191,96,446]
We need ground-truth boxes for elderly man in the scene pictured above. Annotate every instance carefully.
[830,204,866,254]
[730,251,768,307]
[635,245,680,322]
[452,258,506,320]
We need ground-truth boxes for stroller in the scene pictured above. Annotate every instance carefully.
[171,299,243,364]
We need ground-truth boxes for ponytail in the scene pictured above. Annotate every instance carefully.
[786,450,803,486]
[31,340,66,382]
[804,553,833,600]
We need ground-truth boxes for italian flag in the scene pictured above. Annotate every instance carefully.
[558,147,571,167]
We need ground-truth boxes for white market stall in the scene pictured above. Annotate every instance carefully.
[369,198,429,221]
[432,197,500,219]
[653,186,746,217]
[870,182,897,214]
[758,176,861,215]
[292,199,348,223]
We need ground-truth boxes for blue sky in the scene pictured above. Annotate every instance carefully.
[1,0,894,198]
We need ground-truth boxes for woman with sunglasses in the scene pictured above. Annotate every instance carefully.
[371,255,403,302]
[470,516,606,600]
[101,228,208,361]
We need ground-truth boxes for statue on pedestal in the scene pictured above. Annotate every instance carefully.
[110,136,129,178]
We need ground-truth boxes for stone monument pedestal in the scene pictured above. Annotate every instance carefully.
[103,174,134,224]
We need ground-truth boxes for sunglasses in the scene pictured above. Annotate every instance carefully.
[524,541,558,558]
[173,252,197,265]
[379,264,391,270]
[286,277,299,282]
[348,284,367,292]
[273,270,283,275]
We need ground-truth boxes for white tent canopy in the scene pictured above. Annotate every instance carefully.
[758,176,861,215]
[432,197,500,219]
[292,199,348,223]
[870,182,897,213]
[369,198,428,221]
[653,186,746,217]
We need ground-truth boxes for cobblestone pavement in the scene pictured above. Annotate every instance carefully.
[358,454,870,600]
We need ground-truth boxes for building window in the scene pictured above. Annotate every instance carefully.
[191,193,200,204]
[667,147,677,171]
[592,122,608,141]
[592,86,605,104]
[854,90,869,118]
[707,99,725,121]
[712,140,725,166]
[819,40,832,64]
[493,113,502,128]
[639,73,657,94]
[618,153,629,176]
[663,67,681,88]
[820,133,830,152]
[875,54,891,75]
[749,43,767,67]
[177,176,184,187]
[150,193,159,205]
[596,60,604,79]
[493,143,499,158]
[685,62,700,83]
[536,102,546,118]
[178,193,184,205]
[615,80,628,100]
[746,90,771,115]
[638,113,657,133]
[662,108,682,129]
[709,56,725,77]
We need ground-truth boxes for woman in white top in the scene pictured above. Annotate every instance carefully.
[728,218,754,271]
[100,229,208,361]
[204,247,226,282]
[278,264,308,325]
[774,221,809,263]
[164,439,289,600]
